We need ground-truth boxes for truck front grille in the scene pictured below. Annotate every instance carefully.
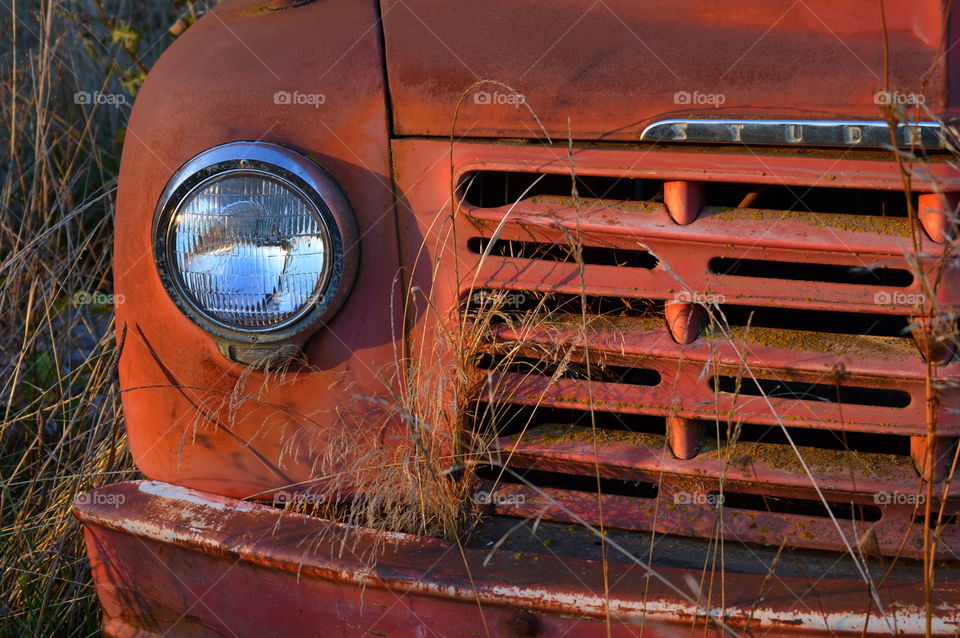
[393,139,960,560]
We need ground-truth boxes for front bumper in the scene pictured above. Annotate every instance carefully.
[76,481,960,637]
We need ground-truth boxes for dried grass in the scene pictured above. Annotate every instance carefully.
[0,2,196,635]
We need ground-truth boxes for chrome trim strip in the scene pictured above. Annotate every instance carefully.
[639,119,945,149]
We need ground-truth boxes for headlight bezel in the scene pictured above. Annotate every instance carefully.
[153,141,358,350]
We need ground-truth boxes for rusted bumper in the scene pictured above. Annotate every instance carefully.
[76,481,960,637]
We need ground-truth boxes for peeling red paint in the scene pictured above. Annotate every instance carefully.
[76,481,960,636]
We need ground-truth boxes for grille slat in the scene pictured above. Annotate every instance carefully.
[477,426,960,559]
[486,316,926,379]
[477,476,958,559]
[491,423,929,498]
[462,197,952,315]
[486,372,928,436]
[480,318,938,435]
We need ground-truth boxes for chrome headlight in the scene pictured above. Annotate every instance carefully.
[154,142,358,362]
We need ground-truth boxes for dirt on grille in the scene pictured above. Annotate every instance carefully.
[516,423,666,448]
[707,207,910,236]
[539,314,664,332]
[526,195,663,214]
[705,326,915,360]
[699,439,912,478]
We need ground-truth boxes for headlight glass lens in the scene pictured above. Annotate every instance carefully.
[170,171,330,330]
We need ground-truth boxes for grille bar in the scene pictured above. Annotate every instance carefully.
[480,315,960,438]
[464,199,955,314]
[487,317,931,381]
[485,372,931,436]
[478,476,958,560]
[464,202,960,315]
[491,423,946,499]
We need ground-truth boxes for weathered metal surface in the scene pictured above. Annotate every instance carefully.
[396,140,959,437]
[483,477,956,561]
[918,191,960,243]
[663,180,704,225]
[663,302,705,345]
[114,0,401,498]
[75,481,960,636]
[394,134,960,565]
[666,415,701,460]
[911,435,955,483]
[381,1,956,140]
[393,137,960,354]
[911,314,957,365]
[484,319,950,436]
[492,423,943,500]
[462,192,955,315]
[487,423,959,559]
[443,141,960,193]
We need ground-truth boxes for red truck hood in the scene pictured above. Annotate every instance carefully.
[380,0,958,141]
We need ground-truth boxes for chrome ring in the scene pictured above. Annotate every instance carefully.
[152,141,359,343]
